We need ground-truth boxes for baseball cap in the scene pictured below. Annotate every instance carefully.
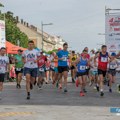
[111,52,116,56]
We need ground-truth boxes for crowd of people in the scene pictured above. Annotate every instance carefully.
[0,40,120,100]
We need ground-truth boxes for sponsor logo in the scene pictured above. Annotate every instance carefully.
[109,44,116,49]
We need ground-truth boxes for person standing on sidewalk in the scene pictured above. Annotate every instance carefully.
[57,43,69,93]
[14,49,24,89]
[0,47,10,100]
[22,41,40,100]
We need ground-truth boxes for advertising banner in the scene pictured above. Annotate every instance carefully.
[0,20,6,48]
[105,14,120,54]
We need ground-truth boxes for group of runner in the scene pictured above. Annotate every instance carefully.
[0,40,120,100]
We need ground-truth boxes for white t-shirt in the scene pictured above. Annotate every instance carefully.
[0,55,9,73]
[90,57,98,71]
[22,49,40,68]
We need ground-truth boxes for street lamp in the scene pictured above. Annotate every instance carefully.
[41,22,53,50]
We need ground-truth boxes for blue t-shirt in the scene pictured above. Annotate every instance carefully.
[57,50,69,66]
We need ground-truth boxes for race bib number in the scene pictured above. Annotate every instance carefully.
[16,68,21,71]
[63,57,67,61]
[80,66,86,70]
[101,57,107,62]
[39,68,44,72]
[0,67,5,73]
[51,66,54,69]
[46,67,50,70]
[110,65,116,69]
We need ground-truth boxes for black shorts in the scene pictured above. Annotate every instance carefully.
[85,68,90,75]
[0,74,5,82]
[15,68,23,75]
[98,69,107,77]
[77,72,86,77]
[108,69,116,76]
[58,66,68,73]
[71,66,75,70]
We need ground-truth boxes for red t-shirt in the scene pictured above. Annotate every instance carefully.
[81,53,90,59]
[38,56,47,68]
[98,52,108,71]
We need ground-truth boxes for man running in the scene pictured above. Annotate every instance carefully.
[22,41,40,100]
[0,47,10,100]
[37,52,47,89]
[70,51,77,83]
[57,43,69,92]
[15,49,24,88]
[95,45,120,96]
[74,50,89,96]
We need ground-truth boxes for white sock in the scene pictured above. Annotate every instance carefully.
[100,89,103,92]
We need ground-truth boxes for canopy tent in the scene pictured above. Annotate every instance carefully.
[6,41,27,54]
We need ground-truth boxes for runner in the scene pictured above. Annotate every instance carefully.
[89,51,99,89]
[45,56,51,83]
[22,40,40,100]
[49,52,56,83]
[57,42,69,92]
[81,47,90,92]
[70,51,77,83]
[95,45,120,97]
[14,49,24,89]
[74,50,89,96]
[37,52,47,89]
[0,47,10,100]
[108,52,118,93]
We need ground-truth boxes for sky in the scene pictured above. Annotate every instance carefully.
[1,0,120,52]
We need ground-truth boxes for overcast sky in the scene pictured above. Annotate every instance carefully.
[1,0,120,52]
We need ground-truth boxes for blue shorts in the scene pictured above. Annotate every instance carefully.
[54,67,58,73]
[24,67,38,77]
[91,70,98,76]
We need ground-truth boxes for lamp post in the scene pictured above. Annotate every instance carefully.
[41,22,53,50]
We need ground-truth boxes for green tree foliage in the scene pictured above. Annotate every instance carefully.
[0,11,28,48]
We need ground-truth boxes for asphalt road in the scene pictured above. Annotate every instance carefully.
[0,75,120,120]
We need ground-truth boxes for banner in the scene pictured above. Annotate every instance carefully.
[0,20,6,48]
[105,14,120,54]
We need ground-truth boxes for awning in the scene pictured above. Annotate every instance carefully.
[6,41,27,54]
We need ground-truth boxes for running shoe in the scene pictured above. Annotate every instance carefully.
[59,84,62,90]
[80,91,85,96]
[83,88,87,93]
[96,85,100,92]
[56,81,59,88]
[100,92,104,97]
[75,79,79,87]
[109,88,112,93]
[26,95,30,100]
[64,88,68,93]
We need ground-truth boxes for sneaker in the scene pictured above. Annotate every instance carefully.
[72,78,75,83]
[76,79,79,87]
[96,85,99,92]
[80,91,85,96]
[109,88,112,93]
[19,84,21,89]
[16,84,19,88]
[100,92,104,97]
[38,84,42,90]
[64,88,68,93]
[59,84,62,90]
[26,95,30,100]
[83,88,87,93]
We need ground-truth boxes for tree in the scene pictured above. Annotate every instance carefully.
[3,11,29,48]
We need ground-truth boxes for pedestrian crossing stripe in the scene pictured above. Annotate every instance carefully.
[0,112,33,117]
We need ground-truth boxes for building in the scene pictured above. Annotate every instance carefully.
[16,18,57,52]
